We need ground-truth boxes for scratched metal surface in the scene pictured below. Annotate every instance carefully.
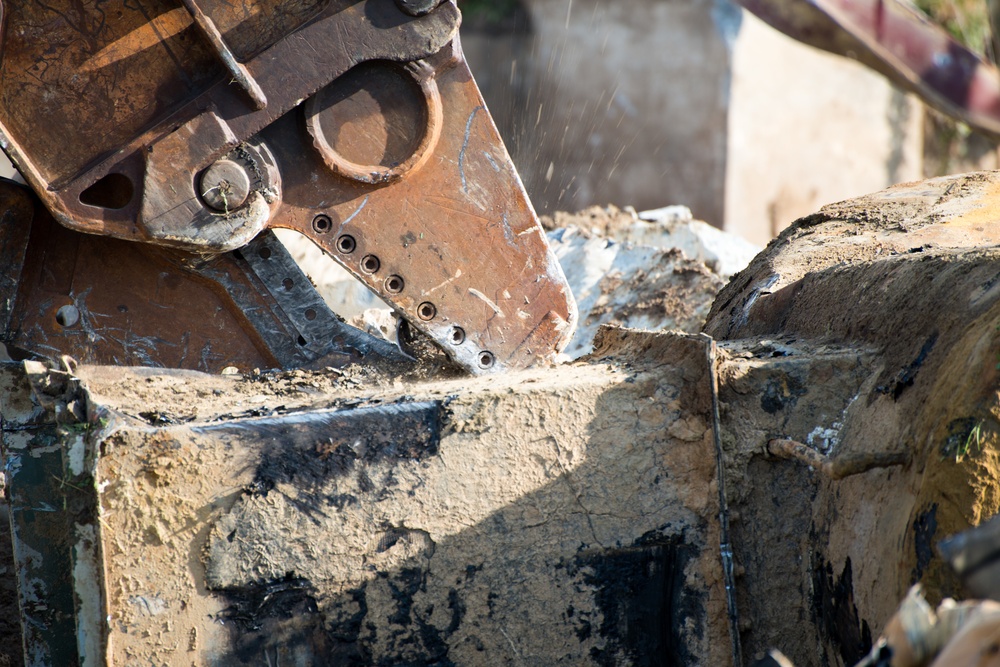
[0,0,461,238]
[264,47,576,372]
[0,186,32,337]
[0,0,576,373]
[0,363,102,667]
[5,197,278,371]
[1,181,409,372]
[0,363,41,667]
[0,0,221,185]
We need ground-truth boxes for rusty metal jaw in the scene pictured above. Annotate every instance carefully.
[267,38,577,374]
[0,0,576,374]
[0,179,414,374]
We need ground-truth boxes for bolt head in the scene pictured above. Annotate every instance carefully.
[56,305,80,327]
[200,159,251,212]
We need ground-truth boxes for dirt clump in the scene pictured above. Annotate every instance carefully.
[539,203,642,234]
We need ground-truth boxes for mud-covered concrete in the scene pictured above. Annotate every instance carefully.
[80,334,730,666]
[707,171,1000,665]
[716,341,882,665]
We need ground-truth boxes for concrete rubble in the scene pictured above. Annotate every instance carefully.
[4,173,1000,665]
[279,204,759,357]
[543,205,759,357]
[1,332,734,666]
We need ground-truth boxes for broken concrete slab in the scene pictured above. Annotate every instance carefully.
[3,333,734,666]
[637,206,761,278]
[706,170,1000,665]
[0,318,993,666]
[547,226,724,357]
[542,204,761,279]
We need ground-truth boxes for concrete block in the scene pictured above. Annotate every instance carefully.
[75,335,731,665]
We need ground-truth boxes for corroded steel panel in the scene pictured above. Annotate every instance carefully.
[0,0,576,374]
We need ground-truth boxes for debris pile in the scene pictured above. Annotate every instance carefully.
[544,204,759,357]
[542,204,760,278]
[279,204,761,357]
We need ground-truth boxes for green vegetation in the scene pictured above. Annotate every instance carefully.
[943,417,989,462]
[914,0,998,178]
[956,419,985,462]
[914,0,991,59]
[922,112,993,178]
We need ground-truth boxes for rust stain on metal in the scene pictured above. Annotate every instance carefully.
[0,0,576,374]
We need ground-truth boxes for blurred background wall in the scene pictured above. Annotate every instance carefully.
[459,0,992,246]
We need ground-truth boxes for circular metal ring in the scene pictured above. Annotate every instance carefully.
[305,61,444,185]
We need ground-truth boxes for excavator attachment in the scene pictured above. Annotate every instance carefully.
[0,0,577,374]
[0,4,577,663]
[4,0,1000,666]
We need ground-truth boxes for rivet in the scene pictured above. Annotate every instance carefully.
[55,305,80,327]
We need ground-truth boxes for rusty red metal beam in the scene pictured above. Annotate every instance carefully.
[737,0,1000,139]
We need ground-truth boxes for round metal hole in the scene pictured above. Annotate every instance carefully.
[478,351,495,369]
[282,278,294,291]
[361,255,380,274]
[297,335,307,346]
[449,327,465,345]
[312,214,333,234]
[336,235,357,254]
[55,305,80,328]
[384,275,404,293]
[258,246,272,260]
[417,302,436,321]
[305,308,317,321]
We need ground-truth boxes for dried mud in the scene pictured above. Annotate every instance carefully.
[539,203,643,235]
[706,171,1000,665]
[87,337,732,666]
